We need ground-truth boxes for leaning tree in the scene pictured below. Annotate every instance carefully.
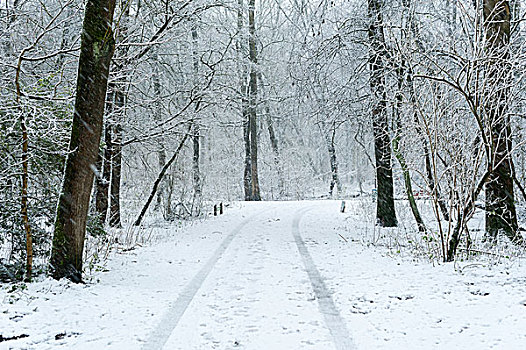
[50,0,117,282]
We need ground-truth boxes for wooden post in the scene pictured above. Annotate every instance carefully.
[214,204,217,216]
[340,201,346,213]
[220,202,224,215]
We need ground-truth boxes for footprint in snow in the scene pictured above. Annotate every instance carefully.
[469,289,490,296]
[388,294,414,301]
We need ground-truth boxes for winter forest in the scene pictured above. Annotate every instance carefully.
[1,0,526,349]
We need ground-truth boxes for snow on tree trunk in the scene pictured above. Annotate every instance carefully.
[482,0,521,243]
[368,0,397,227]
[248,0,261,201]
[95,91,114,223]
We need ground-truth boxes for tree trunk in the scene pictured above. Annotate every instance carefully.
[324,124,342,197]
[1,0,19,55]
[243,114,252,200]
[393,67,426,232]
[14,20,32,280]
[258,72,284,197]
[421,131,450,221]
[446,0,457,40]
[191,24,202,214]
[446,171,492,261]
[56,5,73,68]
[248,0,261,201]
[266,107,285,197]
[95,92,114,222]
[482,0,521,243]
[109,122,122,228]
[50,0,116,282]
[393,0,428,232]
[21,113,31,280]
[109,3,131,228]
[393,135,426,232]
[152,57,167,211]
[238,0,252,201]
[94,148,106,220]
[368,0,397,227]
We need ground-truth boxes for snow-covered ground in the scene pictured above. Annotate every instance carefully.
[1,200,526,349]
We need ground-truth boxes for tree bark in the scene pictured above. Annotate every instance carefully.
[482,0,521,243]
[243,113,252,200]
[21,113,31,280]
[109,3,131,228]
[324,123,342,197]
[393,67,426,232]
[109,122,122,228]
[368,0,397,227]
[14,19,31,281]
[257,72,284,197]
[50,0,116,282]
[94,148,105,218]
[238,0,252,201]
[152,57,167,210]
[393,0,428,232]
[248,0,261,201]
[95,92,114,222]
[191,24,202,214]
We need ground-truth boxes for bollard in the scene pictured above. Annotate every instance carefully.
[340,201,346,213]
[214,204,217,216]
[219,202,223,215]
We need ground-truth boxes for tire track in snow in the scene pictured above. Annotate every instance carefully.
[292,207,356,350]
[141,213,258,350]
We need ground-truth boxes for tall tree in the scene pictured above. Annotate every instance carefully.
[391,0,427,232]
[247,0,261,201]
[238,0,252,201]
[152,55,168,212]
[482,0,521,243]
[258,72,284,197]
[109,1,131,228]
[191,22,202,214]
[50,0,117,282]
[95,91,115,222]
[393,64,426,233]
[368,0,396,227]
[109,104,123,228]
[322,120,342,197]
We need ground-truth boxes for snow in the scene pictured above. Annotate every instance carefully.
[1,200,526,349]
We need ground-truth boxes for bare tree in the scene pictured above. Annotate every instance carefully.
[368,0,396,227]
[481,0,521,243]
[95,97,114,223]
[247,0,261,200]
[191,21,203,214]
[238,0,252,201]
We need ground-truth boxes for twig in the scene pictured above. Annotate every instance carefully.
[457,247,507,257]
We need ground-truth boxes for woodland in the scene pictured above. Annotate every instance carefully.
[1,0,526,283]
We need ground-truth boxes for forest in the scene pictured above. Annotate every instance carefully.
[1,0,525,289]
[2,1,526,348]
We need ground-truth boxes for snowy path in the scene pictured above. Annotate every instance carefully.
[155,204,351,350]
[2,201,526,349]
[142,213,260,349]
